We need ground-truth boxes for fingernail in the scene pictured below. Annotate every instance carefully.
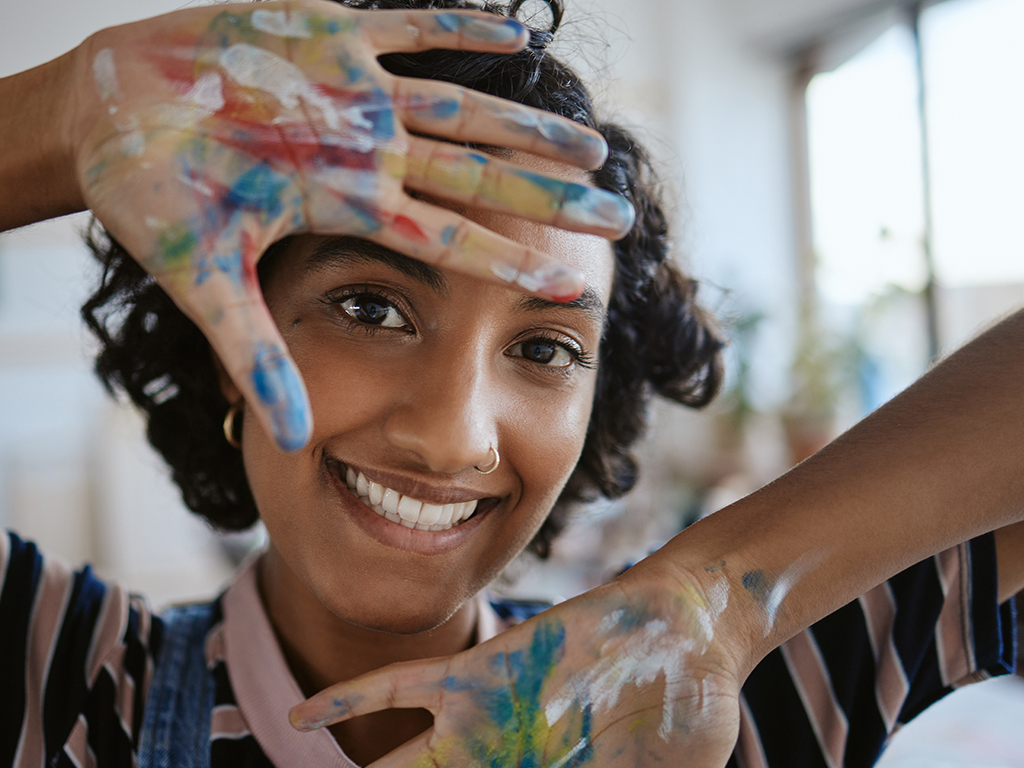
[535,116,608,169]
[489,104,608,169]
[250,342,311,451]
[561,186,636,238]
[517,262,584,301]
[436,14,526,44]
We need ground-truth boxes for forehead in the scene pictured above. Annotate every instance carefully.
[459,150,616,305]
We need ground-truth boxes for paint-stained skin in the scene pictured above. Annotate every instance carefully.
[291,583,745,766]
[76,1,632,451]
[414,619,595,768]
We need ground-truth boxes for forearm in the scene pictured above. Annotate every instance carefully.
[0,50,85,231]
[660,309,1024,678]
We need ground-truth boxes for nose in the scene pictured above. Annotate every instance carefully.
[382,351,498,475]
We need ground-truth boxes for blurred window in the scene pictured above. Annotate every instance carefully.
[803,0,1024,408]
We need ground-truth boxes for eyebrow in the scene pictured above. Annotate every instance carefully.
[306,237,449,295]
[514,286,606,324]
[306,236,605,321]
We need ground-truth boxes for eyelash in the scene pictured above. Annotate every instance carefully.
[511,332,596,371]
[322,287,413,335]
[322,288,595,371]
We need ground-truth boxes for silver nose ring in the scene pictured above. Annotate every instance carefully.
[474,446,500,475]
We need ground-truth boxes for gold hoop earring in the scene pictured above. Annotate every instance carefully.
[223,402,243,449]
[474,446,500,475]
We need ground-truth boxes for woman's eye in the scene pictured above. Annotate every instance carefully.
[511,339,575,368]
[339,295,407,329]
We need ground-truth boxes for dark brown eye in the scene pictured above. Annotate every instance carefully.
[339,295,406,328]
[510,339,573,367]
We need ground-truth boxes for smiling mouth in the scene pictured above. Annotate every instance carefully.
[328,460,494,532]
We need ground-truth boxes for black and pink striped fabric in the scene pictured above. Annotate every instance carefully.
[0,530,1015,768]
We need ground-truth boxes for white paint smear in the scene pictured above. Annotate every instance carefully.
[220,44,342,131]
[545,619,692,742]
[184,71,225,115]
[761,552,821,637]
[251,9,313,39]
[93,48,120,102]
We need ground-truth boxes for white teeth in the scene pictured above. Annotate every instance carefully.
[419,503,443,526]
[343,468,484,532]
[397,495,422,522]
[368,481,384,506]
[381,488,400,515]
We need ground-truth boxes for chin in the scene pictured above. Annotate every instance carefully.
[318,583,469,636]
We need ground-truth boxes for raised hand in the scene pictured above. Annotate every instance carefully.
[71,1,633,450]
[289,561,743,768]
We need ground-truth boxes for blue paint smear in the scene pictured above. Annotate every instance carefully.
[250,342,310,451]
[440,225,457,245]
[467,152,489,165]
[441,675,476,692]
[435,14,524,43]
[352,88,395,141]
[436,13,460,32]
[225,163,289,220]
[194,258,211,286]
[214,251,243,286]
[429,98,460,119]
[742,570,770,603]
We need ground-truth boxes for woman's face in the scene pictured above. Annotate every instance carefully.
[238,153,614,635]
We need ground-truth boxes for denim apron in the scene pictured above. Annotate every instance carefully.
[138,603,217,768]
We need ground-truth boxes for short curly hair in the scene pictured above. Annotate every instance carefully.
[81,0,725,558]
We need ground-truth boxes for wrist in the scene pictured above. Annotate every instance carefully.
[0,47,86,230]
[616,548,766,688]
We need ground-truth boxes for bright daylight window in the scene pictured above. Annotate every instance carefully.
[805,0,1024,412]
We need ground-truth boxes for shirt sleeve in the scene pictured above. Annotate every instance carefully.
[0,530,161,767]
[730,534,1017,768]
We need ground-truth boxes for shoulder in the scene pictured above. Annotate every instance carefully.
[0,530,160,766]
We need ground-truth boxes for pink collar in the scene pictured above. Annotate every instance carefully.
[221,556,503,767]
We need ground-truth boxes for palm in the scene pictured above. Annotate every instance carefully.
[72,1,630,450]
[293,570,742,767]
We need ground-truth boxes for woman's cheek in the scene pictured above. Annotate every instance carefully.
[512,376,597,510]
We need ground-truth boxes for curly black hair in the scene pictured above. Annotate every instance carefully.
[82,0,725,558]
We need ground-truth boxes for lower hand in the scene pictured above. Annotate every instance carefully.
[289,560,743,767]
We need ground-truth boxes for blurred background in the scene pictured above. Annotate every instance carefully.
[1,0,1022,762]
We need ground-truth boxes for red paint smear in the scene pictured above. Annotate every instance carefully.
[144,51,381,173]
[551,292,584,303]
[240,229,260,289]
[391,215,429,243]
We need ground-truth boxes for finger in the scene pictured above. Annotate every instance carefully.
[396,80,608,170]
[405,137,634,239]
[371,197,587,301]
[355,8,529,53]
[149,238,313,453]
[290,657,453,730]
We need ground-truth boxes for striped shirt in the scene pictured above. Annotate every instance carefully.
[0,530,1015,767]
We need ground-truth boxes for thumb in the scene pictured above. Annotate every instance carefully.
[153,225,312,451]
[290,656,454,731]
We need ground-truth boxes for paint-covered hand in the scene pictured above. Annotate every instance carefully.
[290,562,743,767]
[72,1,630,450]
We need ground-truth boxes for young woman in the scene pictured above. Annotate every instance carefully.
[1,1,1021,767]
